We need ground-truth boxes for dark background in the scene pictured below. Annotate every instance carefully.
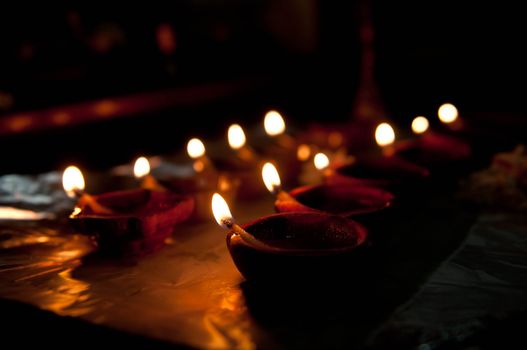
[0,1,525,173]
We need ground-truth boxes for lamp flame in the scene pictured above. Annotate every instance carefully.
[375,123,395,147]
[187,138,206,159]
[228,124,246,150]
[411,116,429,134]
[62,166,85,198]
[133,157,150,179]
[264,110,286,136]
[314,152,330,170]
[297,144,311,161]
[438,103,458,123]
[212,193,233,229]
[262,162,281,194]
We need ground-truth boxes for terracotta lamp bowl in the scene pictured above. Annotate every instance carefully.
[275,184,394,218]
[226,212,368,281]
[394,132,471,167]
[214,157,265,199]
[69,189,194,257]
[161,173,238,221]
[328,156,430,188]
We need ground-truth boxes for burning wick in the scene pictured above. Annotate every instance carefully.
[375,122,396,156]
[411,116,429,134]
[262,162,294,202]
[228,124,257,161]
[187,138,213,173]
[212,193,271,250]
[62,166,113,215]
[133,156,165,191]
[263,110,294,147]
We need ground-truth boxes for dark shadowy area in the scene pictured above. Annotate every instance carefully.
[0,299,190,350]
[0,1,525,173]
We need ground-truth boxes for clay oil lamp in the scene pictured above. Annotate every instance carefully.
[438,102,463,131]
[212,124,264,199]
[263,162,393,219]
[327,122,430,189]
[212,192,368,282]
[260,110,301,186]
[298,146,354,185]
[65,165,194,258]
[159,138,238,220]
[133,156,166,191]
[394,115,471,169]
[87,156,164,193]
[186,137,216,176]
[227,123,258,162]
[264,110,295,148]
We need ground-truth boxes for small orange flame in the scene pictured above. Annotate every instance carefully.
[62,166,85,198]
[212,193,233,229]
[314,152,330,170]
[264,110,286,136]
[297,144,311,161]
[411,116,429,134]
[133,157,150,179]
[375,123,395,147]
[228,124,246,150]
[187,138,206,159]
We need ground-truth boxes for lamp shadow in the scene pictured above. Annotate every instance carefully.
[238,193,478,349]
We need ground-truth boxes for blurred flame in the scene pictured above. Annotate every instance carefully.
[212,193,233,229]
[187,138,206,159]
[8,115,32,132]
[411,116,429,134]
[328,132,343,148]
[133,157,150,178]
[94,100,118,117]
[314,152,330,170]
[264,110,285,136]
[156,23,177,54]
[71,207,82,216]
[375,123,395,147]
[193,160,205,173]
[262,162,281,194]
[228,124,246,150]
[218,176,232,192]
[438,103,458,123]
[297,144,311,161]
[63,166,85,198]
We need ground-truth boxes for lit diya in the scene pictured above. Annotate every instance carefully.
[263,110,295,148]
[327,122,430,189]
[212,124,264,199]
[258,110,302,187]
[212,193,368,281]
[438,102,463,131]
[393,115,471,167]
[159,138,238,220]
[262,161,393,218]
[133,156,166,191]
[64,166,194,257]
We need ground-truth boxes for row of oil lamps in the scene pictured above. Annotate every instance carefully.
[62,103,468,280]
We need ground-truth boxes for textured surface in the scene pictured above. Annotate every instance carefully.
[3,171,524,349]
[370,212,527,349]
